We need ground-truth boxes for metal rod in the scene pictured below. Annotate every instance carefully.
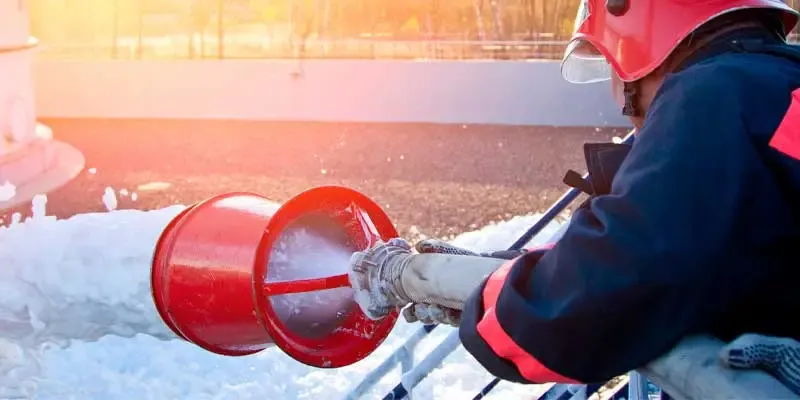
[472,131,636,399]
[263,274,350,295]
[377,131,636,400]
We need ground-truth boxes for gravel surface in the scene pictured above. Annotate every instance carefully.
[2,118,628,240]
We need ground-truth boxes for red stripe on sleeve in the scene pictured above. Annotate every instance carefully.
[769,88,800,161]
[475,259,579,384]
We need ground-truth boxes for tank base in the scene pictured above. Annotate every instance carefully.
[0,123,85,211]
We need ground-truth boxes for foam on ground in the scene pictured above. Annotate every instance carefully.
[0,200,563,399]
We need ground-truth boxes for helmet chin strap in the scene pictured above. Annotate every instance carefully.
[621,81,641,117]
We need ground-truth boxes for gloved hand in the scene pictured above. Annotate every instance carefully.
[348,237,526,325]
[719,333,800,395]
[401,239,527,326]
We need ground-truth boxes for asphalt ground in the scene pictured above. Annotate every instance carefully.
[2,118,627,240]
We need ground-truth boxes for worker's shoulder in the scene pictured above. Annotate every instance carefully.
[643,48,800,168]
[638,51,800,158]
[653,49,800,127]
[663,48,800,101]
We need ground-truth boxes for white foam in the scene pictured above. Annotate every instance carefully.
[0,181,16,202]
[102,187,118,211]
[29,194,49,221]
[0,205,189,394]
[0,202,560,399]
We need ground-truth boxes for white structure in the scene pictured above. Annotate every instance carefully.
[0,0,36,147]
[0,0,83,210]
[0,0,30,49]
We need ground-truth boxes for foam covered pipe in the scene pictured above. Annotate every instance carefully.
[399,253,506,310]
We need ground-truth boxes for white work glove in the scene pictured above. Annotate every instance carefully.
[403,239,526,326]
[719,333,800,395]
[401,239,471,326]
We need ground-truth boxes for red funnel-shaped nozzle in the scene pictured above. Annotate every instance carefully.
[151,186,400,368]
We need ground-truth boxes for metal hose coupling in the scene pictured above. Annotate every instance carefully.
[349,238,416,320]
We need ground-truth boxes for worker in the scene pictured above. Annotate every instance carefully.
[348,0,800,391]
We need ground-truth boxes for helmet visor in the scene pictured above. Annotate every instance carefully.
[561,39,612,83]
[560,0,612,83]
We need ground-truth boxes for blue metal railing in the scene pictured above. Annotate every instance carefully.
[342,132,647,400]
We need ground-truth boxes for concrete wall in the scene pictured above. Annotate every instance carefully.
[33,59,631,127]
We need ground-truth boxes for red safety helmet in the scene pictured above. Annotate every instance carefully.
[561,0,800,83]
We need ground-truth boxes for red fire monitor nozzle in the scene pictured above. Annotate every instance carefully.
[150,186,400,368]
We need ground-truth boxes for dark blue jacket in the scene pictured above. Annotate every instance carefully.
[459,28,800,384]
